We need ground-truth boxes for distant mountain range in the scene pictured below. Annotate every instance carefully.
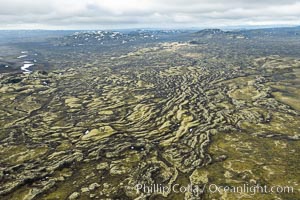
[0,26,299,46]
[53,30,186,47]
[194,26,300,39]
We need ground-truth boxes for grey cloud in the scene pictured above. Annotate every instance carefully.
[0,0,299,29]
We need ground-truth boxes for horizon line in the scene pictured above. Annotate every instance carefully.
[0,24,299,31]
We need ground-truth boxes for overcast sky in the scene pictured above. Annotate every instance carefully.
[0,0,300,29]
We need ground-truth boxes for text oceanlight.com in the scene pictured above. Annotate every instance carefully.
[135,183,294,196]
